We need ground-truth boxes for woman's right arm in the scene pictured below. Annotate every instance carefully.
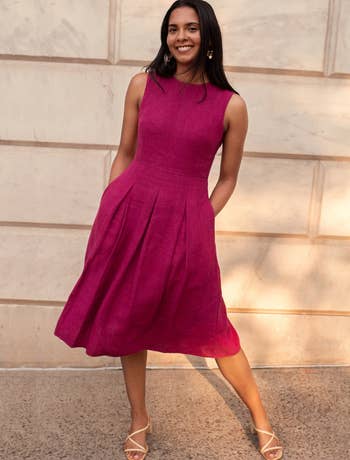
[107,72,148,184]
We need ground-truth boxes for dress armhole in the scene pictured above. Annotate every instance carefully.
[221,91,235,131]
[138,72,150,113]
[218,91,235,147]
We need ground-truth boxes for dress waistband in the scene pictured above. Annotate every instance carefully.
[131,157,208,191]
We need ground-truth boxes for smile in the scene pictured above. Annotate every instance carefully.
[176,45,194,52]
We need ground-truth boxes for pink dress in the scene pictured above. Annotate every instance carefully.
[54,72,241,358]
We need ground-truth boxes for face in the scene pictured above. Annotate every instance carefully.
[166,6,201,65]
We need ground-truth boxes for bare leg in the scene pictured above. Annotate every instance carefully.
[120,350,149,460]
[215,347,283,459]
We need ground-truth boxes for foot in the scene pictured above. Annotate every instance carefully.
[124,413,150,460]
[252,419,283,459]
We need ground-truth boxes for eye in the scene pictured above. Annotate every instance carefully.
[189,26,198,32]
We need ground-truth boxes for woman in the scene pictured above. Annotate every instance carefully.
[54,1,284,459]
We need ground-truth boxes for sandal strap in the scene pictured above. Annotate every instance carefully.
[127,422,150,438]
[254,426,282,454]
[124,446,147,453]
[262,445,283,453]
[254,426,278,438]
[125,436,147,452]
[124,418,151,454]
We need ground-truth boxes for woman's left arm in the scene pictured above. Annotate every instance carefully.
[209,94,248,216]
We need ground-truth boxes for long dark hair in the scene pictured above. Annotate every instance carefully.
[143,0,239,100]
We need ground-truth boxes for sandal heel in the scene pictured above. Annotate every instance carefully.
[147,417,152,434]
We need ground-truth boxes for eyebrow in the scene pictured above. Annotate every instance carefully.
[168,22,200,27]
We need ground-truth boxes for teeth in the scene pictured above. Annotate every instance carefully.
[177,46,192,53]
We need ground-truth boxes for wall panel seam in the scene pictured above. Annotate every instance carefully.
[308,161,325,239]
[1,54,349,79]
[323,0,341,76]
[1,141,350,162]
[107,0,118,64]
[1,302,349,317]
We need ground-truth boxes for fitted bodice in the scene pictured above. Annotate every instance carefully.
[134,72,234,179]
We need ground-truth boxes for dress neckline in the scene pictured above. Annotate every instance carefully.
[171,75,210,86]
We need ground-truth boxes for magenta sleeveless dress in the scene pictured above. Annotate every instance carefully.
[54,72,241,358]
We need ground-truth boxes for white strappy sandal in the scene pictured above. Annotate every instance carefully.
[253,425,284,459]
[124,416,152,460]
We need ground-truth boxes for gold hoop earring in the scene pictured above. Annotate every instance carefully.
[206,49,214,60]
[164,53,173,65]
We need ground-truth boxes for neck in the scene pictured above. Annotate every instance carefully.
[174,64,207,84]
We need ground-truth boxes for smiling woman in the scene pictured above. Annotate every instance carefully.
[167,14,202,78]
[53,1,283,459]
[145,0,242,91]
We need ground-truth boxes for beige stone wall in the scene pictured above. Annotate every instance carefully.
[0,0,349,368]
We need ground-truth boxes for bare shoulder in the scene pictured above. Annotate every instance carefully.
[227,93,247,113]
[127,72,148,108]
[130,71,148,87]
[223,93,248,132]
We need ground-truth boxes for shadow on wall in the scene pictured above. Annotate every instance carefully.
[216,234,350,365]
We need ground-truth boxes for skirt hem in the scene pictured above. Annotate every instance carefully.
[54,332,241,359]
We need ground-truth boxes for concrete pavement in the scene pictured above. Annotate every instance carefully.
[0,366,349,459]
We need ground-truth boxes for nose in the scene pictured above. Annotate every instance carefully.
[177,27,187,40]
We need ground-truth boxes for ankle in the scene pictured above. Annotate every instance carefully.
[249,405,266,422]
[130,409,149,421]
[251,413,272,430]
